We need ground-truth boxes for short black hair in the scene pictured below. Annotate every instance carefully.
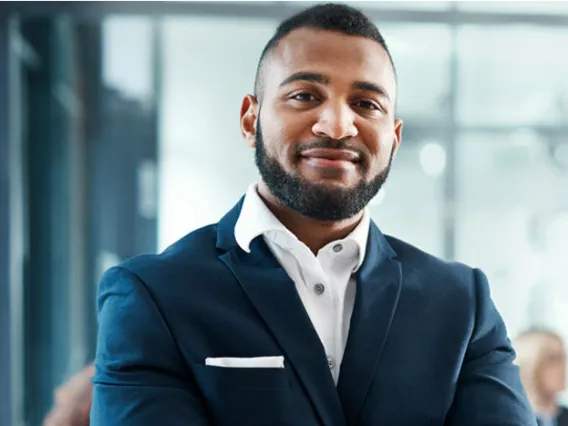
[254,3,395,100]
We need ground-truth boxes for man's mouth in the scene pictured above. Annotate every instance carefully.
[299,148,361,169]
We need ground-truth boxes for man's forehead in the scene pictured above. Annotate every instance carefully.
[265,27,396,94]
[262,28,397,101]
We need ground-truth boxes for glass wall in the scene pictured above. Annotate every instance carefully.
[6,13,159,425]
[305,1,453,11]
[453,24,568,338]
[457,1,568,14]
[158,16,276,247]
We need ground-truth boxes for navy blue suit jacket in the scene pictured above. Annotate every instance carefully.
[91,199,537,426]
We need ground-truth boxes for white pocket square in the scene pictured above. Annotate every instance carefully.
[205,356,285,369]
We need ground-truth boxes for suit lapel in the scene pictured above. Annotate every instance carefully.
[558,408,568,426]
[217,204,345,426]
[337,224,402,426]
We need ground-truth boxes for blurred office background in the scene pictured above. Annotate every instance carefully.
[1,1,567,425]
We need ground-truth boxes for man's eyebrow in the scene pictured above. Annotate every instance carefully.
[352,81,391,103]
[279,72,329,87]
[278,73,392,103]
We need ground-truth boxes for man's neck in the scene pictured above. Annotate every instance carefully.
[257,182,364,254]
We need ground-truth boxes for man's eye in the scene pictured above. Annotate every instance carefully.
[355,100,380,111]
[291,92,316,102]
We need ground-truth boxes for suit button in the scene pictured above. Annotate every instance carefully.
[327,355,335,369]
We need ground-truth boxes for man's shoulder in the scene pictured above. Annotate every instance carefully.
[383,234,481,293]
[116,223,225,287]
[385,235,472,273]
[96,222,238,331]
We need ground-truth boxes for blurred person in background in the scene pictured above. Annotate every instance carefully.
[515,329,568,426]
[42,364,94,426]
[82,3,536,425]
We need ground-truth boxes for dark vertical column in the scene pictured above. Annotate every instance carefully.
[87,18,158,281]
[0,12,25,426]
[0,12,13,426]
[20,18,76,424]
[79,18,159,362]
[75,20,102,364]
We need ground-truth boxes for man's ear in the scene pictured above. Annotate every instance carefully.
[240,94,258,148]
[392,118,403,157]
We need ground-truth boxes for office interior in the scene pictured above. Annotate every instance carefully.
[0,1,567,425]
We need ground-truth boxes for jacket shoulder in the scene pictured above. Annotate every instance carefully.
[382,234,496,316]
[117,223,224,290]
[384,235,477,285]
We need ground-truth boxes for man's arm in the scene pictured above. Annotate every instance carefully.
[444,268,537,426]
[91,266,211,425]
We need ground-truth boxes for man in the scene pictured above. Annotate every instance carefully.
[91,4,537,425]
[515,329,568,426]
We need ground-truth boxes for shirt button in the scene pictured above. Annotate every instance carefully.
[313,283,325,295]
[332,243,343,253]
[327,355,335,369]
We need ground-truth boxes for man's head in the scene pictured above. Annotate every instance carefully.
[514,329,566,401]
[253,3,396,102]
[240,3,402,221]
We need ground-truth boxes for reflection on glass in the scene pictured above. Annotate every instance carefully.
[103,17,154,104]
[457,1,568,15]
[455,131,568,348]
[371,135,445,257]
[419,142,447,176]
[457,26,568,126]
[159,17,276,250]
[290,0,452,10]
[380,24,452,123]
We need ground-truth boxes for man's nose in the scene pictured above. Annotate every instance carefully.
[312,102,358,141]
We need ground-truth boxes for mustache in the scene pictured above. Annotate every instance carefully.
[295,138,367,159]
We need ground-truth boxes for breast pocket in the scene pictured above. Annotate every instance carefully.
[193,364,293,426]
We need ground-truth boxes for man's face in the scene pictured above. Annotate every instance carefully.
[537,337,567,397]
[242,28,402,221]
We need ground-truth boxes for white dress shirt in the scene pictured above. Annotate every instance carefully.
[234,183,370,384]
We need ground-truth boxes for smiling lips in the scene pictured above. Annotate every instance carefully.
[299,148,361,170]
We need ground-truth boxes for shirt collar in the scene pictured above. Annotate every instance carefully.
[234,183,371,269]
[234,183,293,253]
[346,205,370,271]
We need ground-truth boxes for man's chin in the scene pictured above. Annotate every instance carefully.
[299,176,362,192]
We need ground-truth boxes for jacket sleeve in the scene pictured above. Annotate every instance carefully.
[90,266,212,425]
[444,268,538,426]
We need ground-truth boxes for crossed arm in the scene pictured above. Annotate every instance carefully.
[45,268,537,425]
[444,269,537,426]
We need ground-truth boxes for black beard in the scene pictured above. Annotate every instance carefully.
[254,120,394,221]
